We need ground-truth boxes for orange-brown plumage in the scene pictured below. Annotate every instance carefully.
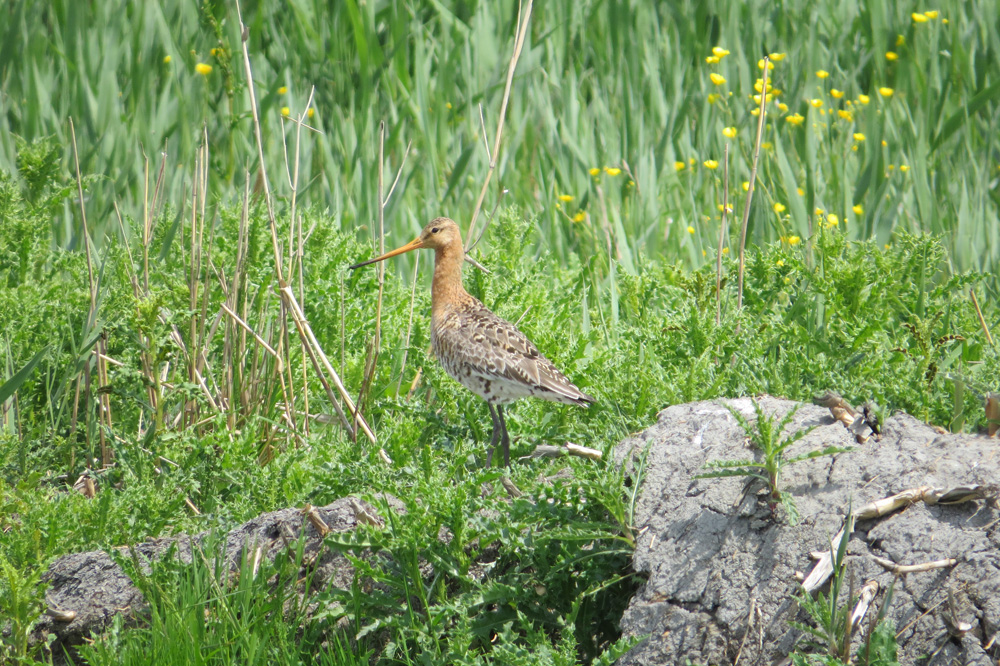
[350,217,594,466]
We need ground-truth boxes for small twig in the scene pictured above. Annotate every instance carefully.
[716,144,729,325]
[872,556,957,575]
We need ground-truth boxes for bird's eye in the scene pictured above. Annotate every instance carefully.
[431,227,439,234]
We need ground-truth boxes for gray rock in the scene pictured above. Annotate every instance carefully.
[614,397,1000,666]
[32,496,389,659]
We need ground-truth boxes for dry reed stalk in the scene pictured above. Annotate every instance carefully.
[357,124,411,418]
[716,144,729,325]
[397,252,421,395]
[280,284,376,444]
[69,118,112,467]
[464,0,535,252]
[970,288,994,346]
[737,56,769,311]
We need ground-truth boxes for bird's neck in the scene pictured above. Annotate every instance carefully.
[431,243,467,315]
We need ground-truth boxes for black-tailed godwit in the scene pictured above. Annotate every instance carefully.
[349,217,595,466]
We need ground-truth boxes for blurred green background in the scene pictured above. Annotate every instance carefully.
[3,0,998,281]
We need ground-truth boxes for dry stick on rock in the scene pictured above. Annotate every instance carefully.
[872,556,957,575]
[737,56,769,311]
[69,118,112,468]
[716,143,729,325]
[464,0,534,255]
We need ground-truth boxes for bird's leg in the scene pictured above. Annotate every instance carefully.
[486,403,502,467]
[497,405,510,467]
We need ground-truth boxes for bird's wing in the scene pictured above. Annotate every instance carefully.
[436,301,594,405]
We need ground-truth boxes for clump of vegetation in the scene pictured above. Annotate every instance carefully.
[696,400,852,524]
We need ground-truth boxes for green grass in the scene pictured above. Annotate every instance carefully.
[1,1,1000,664]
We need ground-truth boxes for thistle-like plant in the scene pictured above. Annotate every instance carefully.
[696,400,852,524]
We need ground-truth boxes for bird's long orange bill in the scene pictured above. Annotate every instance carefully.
[348,237,424,269]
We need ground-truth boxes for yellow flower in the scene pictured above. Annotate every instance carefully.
[710,73,726,86]
[776,259,785,267]
[278,86,288,95]
[195,62,212,75]
[887,164,895,170]
[163,55,172,64]
[924,10,939,18]
[210,48,218,56]
[830,89,844,99]
[896,34,906,46]
[689,158,697,165]
[942,18,948,23]
[722,247,730,255]
[705,55,720,64]
[773,202,786,213]
[750,108,760,116]
[712,46,730,57]
[879,87,894,97]
[853,133,866,141]
[674,162,686,172]
[814,207,825,216]
[281,107,290,116]
[885,51,899,61]
[687,225,696,234]
[858,94,870,104]
[900,165,910,172]
[558,194,574,202]
[852,204,864,215]
[307,108,315,119]
[797,187,805,196]
[446,102,452,109]
[838,109,854,121]
[704,160,719,170]
[827,214,839,227]
[852,145,859,152]
[882,140,888,146]
[762,142,773,149]
[572,211,586,223]
[605,167,622,176]
[912,12,929,22]
[810,98,823,108]
[769,52,786,62]
[787,235,801,246]
[742,181,750,191]
[589,167,602,176]
[758,59,774,70]
[707,93,720,104]
[816,70,830,79]
[778,102,789,112]
[722,126,737,138]
[786,113,805,126]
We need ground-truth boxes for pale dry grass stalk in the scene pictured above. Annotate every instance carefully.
[69,117,112,467]
[357,123,410,419]
[737,56,770,311]
[396,252,421,396]
[281,284,376,444]
[464,0,534,253]
[717,144,729,326]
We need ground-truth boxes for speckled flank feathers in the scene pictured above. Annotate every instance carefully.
[349,217,594,466]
